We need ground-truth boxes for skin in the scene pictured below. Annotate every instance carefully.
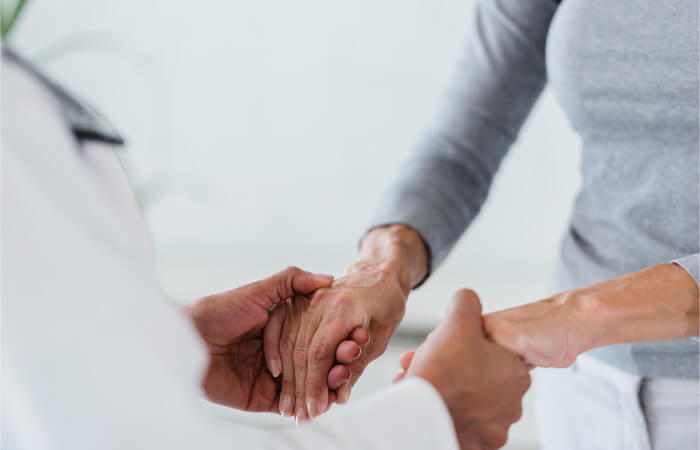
[483,263,700,368]
[397,290,531,450]
[190,270,533,449]
[264,224,428,419]
[266,295,371,421]
[183,266,365,412]
[270,224,700,421]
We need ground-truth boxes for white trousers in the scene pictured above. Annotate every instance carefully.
[535,355,699,450]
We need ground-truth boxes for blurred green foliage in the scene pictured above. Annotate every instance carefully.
[1,0,28,39]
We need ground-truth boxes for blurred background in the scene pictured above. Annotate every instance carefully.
[6,0,582,448]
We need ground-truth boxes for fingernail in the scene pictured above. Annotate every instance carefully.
[295,408,309,426]
[280,395,293,416]
[269,359,281,378]
[340,389,351,404]
[353,346,361,360]
[313,273,334,280]
[307,398,320,418]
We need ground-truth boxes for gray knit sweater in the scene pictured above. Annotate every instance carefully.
[368,0,699,378]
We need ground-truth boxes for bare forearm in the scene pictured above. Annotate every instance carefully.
[357,225,431,295]
[571,263,699,352]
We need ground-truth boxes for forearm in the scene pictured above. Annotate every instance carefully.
[357,224,430,295]
[570,263,699,352]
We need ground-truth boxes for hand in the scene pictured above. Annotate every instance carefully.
[184,266,356,412]
[264,263,405,420]
[482,263,700,368]
[264,294,372,420]
[396,290,531,450]
[262,224,429,420]
[482,294,587,368]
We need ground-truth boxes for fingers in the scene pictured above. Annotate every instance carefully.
[446,289,484,336]
[335,379,352,405]
[326,391,337,413]
[327,364,351,389]
[477,423,509,450]
[335,340,362,364]
[315,329,369,412]
[264,267,334,305]
[278,301,299,417]
[350,327,370,346]
[335,326,369,363]
[335,350,371,405]
[294,324,315,423]
[393,371,407,383]
[263,305,286,378]
[399,350,416,371]
[391,350,415,384]
[305,322,355,418]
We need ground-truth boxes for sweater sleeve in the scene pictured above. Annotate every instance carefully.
[366,0,560,278]
[672,254,699,341]
[673,254,699,286]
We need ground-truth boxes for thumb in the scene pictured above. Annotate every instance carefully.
[445,289,484,336]
[264,266,334,304]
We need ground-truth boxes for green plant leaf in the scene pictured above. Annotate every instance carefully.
[1,0,28,39]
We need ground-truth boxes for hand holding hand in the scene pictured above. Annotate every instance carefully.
[264,262,407,420]
[184,267,353,412]
[482,294,588,368]
[397,290,531,450]
[483,264,700,369]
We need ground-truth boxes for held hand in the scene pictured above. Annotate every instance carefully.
[264,262,407,420]
[482,294,589,368]
[184,266,352,412]
[399,290,531,450]
[482,263,700,368]
[264,294,371,420]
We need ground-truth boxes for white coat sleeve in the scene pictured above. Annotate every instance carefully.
[2,54,459,450]
[288,378,459,450]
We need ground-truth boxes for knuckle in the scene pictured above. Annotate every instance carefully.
[280,335,295,354]
[305,379,325,395]
[492,433,508,450]
[488,318,514,340]
[349,361,367,378]
[492,322,530,357]
[387,296,406,317]
[293,347,308,368]
[512,405,523,423]
[455,288,474,297]
[309,342,329,364]
[453,288,478,305]
[513,333,532,356]
[484,428,507,450]
[521,372,532,391]
[282,379,295,392]
[284,265,302,276]
[331,293,353,308]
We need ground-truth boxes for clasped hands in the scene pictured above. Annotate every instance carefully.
[184,265,543,449]
[185,264,409,420]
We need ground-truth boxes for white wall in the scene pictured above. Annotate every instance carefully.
[10,1,582,447]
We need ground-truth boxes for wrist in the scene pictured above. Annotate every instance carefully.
[556,291,608,355]
[565,263,700,351]
[357,225,430,295]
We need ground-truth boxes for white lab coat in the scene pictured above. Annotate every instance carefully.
[1,55,459,450]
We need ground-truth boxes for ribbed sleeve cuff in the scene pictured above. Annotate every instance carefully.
[672,254,700,342]
[365,199,462,277]
[672,254,699,286]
